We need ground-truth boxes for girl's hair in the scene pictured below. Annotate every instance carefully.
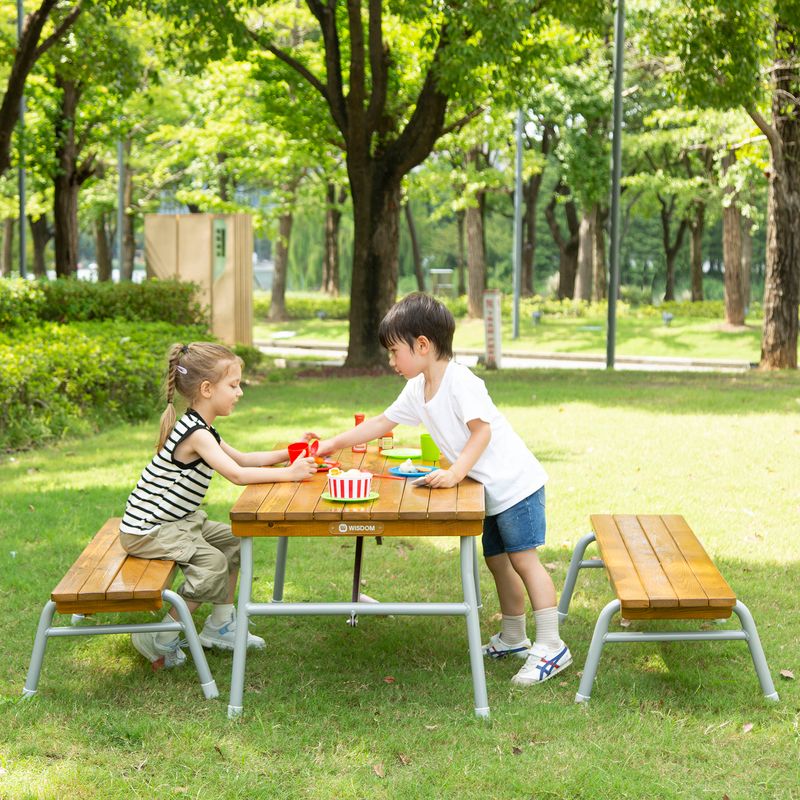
[156,342,243,452]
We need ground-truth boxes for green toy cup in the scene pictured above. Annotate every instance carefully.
[420,433,440,462]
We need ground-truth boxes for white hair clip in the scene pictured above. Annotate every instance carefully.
[176,365,188,375]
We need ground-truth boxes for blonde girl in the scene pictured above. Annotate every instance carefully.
[119,342,316,669]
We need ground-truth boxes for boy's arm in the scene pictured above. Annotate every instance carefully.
[424,419,490,489]
[316,414,397,455]
[193,430,316,484]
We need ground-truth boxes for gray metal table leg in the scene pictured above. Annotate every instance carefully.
[163,590,218,699]
[273,536,288,602]
[472,537,482,609]
[558,532,600,623]
[461,537,489,718]
[228,535,254,718]
[732,600,780,701]
[575,599,620,703]
[22,600,57,698]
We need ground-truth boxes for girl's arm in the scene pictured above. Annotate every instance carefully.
[424,418,491,489]
[192,430,316,484]
[220,440,290,467]
[316,414,396,455]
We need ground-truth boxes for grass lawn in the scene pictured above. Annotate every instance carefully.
[1,368,798,799]
[253,314,764,363]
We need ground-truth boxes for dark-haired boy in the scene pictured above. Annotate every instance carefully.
[317,293,571,685]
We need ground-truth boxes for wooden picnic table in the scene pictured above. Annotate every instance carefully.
[226,445,489,718]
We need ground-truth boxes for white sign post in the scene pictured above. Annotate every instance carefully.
[482,290,502,370]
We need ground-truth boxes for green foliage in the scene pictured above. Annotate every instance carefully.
[0,278,46,328]
[232,343,265,373]
[0,320,208,451]
[639,298,764,319]
[35,279,208,326]
[253,294,351,320]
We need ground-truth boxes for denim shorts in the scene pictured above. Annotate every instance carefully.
[482,487,546,557]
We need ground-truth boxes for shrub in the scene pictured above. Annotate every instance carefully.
[253,294,350,320]
[0,278,46,328]
[36,278,208,326]
[0,320,208,450]
[233,343,265,373]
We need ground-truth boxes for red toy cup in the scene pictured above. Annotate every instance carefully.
[288,442,309,463]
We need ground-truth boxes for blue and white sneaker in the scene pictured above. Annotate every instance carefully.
[199,611,265,651]
[131,632,186,671]
[511,641,572,685]
[482,633,532,659]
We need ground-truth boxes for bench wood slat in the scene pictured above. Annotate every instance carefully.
[78,536,130,601]
[661,515,736,609]
[135,559,177,600]
[51,519,120,602]
[590,515,650,609]
[638,514,708,607]
[614,515,678,608]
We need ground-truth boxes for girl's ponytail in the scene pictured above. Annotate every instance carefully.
[156,344,184,452]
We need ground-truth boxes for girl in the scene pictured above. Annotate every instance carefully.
[119,342,316,670]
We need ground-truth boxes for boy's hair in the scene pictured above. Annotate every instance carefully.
[156,342,242,452]
[378,292,455,359]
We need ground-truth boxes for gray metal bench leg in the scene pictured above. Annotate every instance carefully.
[273,536,288,603]
[558,532,599,622]
[472,537,482,610]
[575,599,620,703]
[22,600,57,698]
[732,600,779,701]
[163,590,218,699]
[461,536,489,718]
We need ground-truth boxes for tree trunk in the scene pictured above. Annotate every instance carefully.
[741,219,752,309]
[466,192,486,318]
[268,210,294,321]
[1,218,13,276]
[95,213,112,282]
[658,195,688,302]
[593,207,607,301]
[544,184,580,300]
[689,202,705,302]
[29,214,50,278]
[455,209,466,295]
[721,152,745,325]
[322,182,343,296]
[404,201,425,292]
[522,173,543,296]
[53,174,79,278]
[574,205,595,302]
[120,137,135,281]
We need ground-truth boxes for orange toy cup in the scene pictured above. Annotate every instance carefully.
[288,442,309,463]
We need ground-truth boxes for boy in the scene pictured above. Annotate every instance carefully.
[317,293,571,685]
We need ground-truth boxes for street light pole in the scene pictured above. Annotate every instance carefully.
[17,0,27,278]
[512,109,523,339]
[606,0,625,368]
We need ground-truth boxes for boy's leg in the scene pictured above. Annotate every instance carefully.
[482,554,531,657]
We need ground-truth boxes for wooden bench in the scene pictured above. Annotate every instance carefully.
[558,514,779,703]
[23,518,218,700]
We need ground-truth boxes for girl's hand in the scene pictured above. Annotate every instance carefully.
[288,456,317,480]
[423,468,459,489]
[315,438,336,457]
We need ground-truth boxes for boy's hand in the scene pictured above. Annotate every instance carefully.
[288,456,317,480]
[301,431,321,442]
[423,468,459,489]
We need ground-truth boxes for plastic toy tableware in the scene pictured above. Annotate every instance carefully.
[388,465,439,478]
[420,433,441,462]
[287,442,309,463]
[320,491,380,503]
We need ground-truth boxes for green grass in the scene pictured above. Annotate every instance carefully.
[254,314,764,363]
[1,368,799,799]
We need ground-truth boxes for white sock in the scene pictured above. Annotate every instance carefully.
[532,606,561,652]
[500,613,528,645]
[210,603,235,626]
[156,613,179,646]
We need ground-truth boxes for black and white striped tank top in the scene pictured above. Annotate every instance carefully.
[119,409,221,535]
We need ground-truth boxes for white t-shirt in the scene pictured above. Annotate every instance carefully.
[384,360,547,516]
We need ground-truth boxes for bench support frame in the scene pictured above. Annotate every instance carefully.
[23,589,218,700]
[559,532,779,704]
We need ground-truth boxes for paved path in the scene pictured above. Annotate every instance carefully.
[255,339,752,373]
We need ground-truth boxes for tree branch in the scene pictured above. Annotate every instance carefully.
[346,0,367,121]
[305,0,348,136]
[365,0,389,132]
[440,105,484,137]
[746,106,781,158]
[34,2,83,60]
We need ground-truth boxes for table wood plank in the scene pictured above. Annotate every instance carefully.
[590,515,649,609]
[363,448,404,520]
[427,484,459,519]
[638,514,707,607]
[398,481,431,520]
[256,480,302,520]
[455,479,485,520]
[614,515,678,608]
[661,514,736,608]
[230,483,276,521]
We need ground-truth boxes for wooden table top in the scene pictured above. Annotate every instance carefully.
[230,446,485,537]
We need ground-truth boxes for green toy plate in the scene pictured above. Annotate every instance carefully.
[321,491,380,504]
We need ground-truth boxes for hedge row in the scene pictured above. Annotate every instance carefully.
[0,278,208,327]
[0,320,208,450]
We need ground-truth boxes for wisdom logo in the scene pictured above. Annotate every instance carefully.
[329,522,385,535]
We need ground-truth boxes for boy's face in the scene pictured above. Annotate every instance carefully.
[386,337,431,378]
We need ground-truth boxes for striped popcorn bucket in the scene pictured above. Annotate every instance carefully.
[327,472,372,499]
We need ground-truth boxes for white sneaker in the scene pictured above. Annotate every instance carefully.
[199,611,265,651]
[511,642,572,686]
[482,632,532,659]
[131,632,186,671]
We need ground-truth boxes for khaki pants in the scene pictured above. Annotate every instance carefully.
[120,510,240,604]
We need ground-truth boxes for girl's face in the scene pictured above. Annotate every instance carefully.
[207,360,243,416]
